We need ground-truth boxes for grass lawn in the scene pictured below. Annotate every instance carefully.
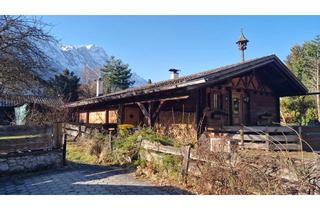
[66,142,99,165]
[0,134,41,140]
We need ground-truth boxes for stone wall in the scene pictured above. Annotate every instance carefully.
[0,150,63,175]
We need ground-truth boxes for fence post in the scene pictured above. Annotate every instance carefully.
[298,126,303,151]
[106,130,113,152]
[265,132,270,151]
[62,133,67,166]
[240,127,244,146]
[53,123,62,148]
[181,145,191,184]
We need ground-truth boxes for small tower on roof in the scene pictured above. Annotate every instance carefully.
[236,29,249,62]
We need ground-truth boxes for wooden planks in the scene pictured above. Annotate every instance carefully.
[0,125,52,136]
[140,140,181,156]
[0,135,53,155]
[294,126,320,152]
[210,126,302,151]
[0,124,64,155]
[222,126,295,133]
[229,134,299,143]
[62,123,118,142]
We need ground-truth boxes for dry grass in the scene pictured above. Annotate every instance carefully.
[135,123,320,195]
[188,147,320,194]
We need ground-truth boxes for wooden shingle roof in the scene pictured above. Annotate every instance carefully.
[65,54,307,108]
[0,94,63,108]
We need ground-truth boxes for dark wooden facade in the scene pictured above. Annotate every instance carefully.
[65,55,307,136]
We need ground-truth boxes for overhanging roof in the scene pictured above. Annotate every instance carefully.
[0,94,63,108]
[65,54,307,108]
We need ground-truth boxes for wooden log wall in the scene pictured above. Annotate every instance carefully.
[250,93,277,125]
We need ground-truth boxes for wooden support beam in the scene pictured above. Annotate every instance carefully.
[247,74,254,89]
[117,104,123,124]
[227,88,233,125]
[136,96,185,127]
[152,101,164,123]
[148,102,152,126]
[137,102,151,127]
[195,89,202,138]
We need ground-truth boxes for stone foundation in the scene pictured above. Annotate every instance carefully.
[0,150,63,175]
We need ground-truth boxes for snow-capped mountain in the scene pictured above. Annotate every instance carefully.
[40,41,147,87]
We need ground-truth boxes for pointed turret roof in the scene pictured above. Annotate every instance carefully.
[236,30,249,44]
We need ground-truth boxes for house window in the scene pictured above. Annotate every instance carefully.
[210,93,223,110]
[79,112,87,123]
[233,98,240,114]
[108,110,118,123]
[88,111,106,124]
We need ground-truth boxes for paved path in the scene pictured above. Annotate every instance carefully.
[0,163,189,195]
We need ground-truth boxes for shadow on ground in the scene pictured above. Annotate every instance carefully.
[0,161,192,195]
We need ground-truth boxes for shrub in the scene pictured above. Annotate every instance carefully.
[118,124,135,136]
[134,127,173,146]
[162,154,182,175]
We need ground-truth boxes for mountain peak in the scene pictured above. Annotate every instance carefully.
[42,42,147,87]
[60,44,96,51]
[84,44,95,49]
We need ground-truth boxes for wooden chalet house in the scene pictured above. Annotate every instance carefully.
[65,54,307,138]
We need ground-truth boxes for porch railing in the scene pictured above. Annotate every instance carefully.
[208,126,302,151]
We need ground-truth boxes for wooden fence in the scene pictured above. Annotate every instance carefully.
[62,123,117,141]
[296,126,320,152]
[0,123,63,155]
[208,126,302,151]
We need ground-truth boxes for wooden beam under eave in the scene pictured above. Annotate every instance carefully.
[136,102,151,127]
[125,95,189,106]
[152,101,165,123]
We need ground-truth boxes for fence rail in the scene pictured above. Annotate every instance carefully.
[62,123,117,141]
[0,124,63,155]
[208,126,302,151]
[294,126,320,152]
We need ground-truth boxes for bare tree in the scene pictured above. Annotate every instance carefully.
[0,15,56,95]
[79,65,100,98]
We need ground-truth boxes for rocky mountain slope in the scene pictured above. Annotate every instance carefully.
[41,42,147,86]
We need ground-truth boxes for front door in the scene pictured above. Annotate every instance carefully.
[231,91,248,125]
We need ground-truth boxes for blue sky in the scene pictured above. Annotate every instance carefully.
[42,16,320,82]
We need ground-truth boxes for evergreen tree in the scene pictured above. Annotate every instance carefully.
[281,35,320,124]
[48,69,80,102]
[101,56,134,93]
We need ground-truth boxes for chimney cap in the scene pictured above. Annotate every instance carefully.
[169,69,181,73]
[94,77,102,82]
